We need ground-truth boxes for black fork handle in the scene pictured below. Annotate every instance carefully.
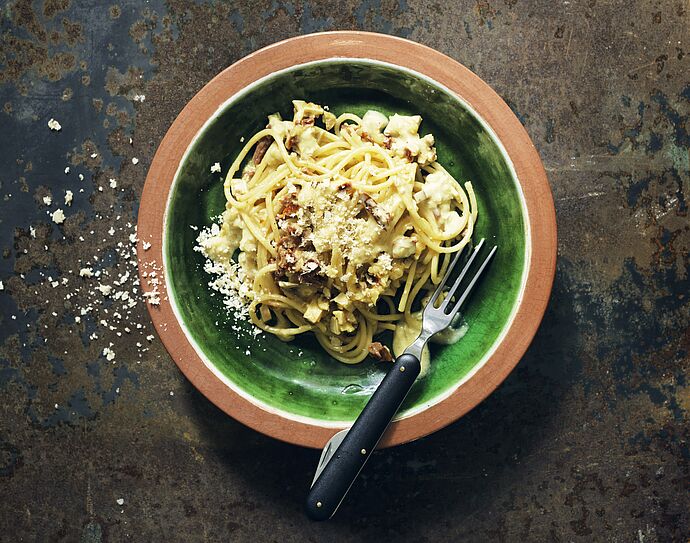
[305,353,421,521]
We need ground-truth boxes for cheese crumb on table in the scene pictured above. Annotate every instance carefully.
[50,209,65,224]
[48,118,62,131]
[96,284,112,296]
[210,162,221,173]
[109,178,117,188]
[131,157,139,165]
[42,195,52,206]
[64,190,73,206]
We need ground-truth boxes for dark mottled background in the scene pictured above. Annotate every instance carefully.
[0,1,688,541]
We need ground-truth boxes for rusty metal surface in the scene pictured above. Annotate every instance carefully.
[0,1,688,541]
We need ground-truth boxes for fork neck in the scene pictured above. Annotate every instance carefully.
[403,328,433,361]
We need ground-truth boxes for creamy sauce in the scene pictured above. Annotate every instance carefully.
[393,311,469,377]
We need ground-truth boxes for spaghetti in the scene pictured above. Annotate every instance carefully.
[197,101,477,365]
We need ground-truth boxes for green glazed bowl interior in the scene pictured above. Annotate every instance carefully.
[165,59,526,424]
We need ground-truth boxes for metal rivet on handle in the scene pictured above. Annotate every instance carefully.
[316,501,322,508]
[400,366,405,372]
[361,448,366,455]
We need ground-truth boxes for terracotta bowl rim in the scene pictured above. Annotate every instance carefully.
[138,31,557,449]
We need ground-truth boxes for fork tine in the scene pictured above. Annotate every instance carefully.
[446,245,497,320]
[438,240,486,312]
[429,238,485,307]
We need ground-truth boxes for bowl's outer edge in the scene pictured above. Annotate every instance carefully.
[137,31,557,449]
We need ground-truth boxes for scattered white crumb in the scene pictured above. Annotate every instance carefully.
[142,241,151,251]
[116,498,124,506]
[96,284,112,296]
[43,195,52,206]
[51,209,65,224]
[109,178,117,188]
[240,136,245,143]
[90,152,98,158]
[131,157,139,165]
[129,137,133,144]
[108,227,115,236]
[103,346,115,361]
[78,173,84,181]
[30,226,36,238]
[143,290,160,305]
[0,281,3,290]
[79,267,94,277]
[146,334,154,341]
[210,162,221,173]
[133,94,145,102]
[48,118,62,131]
[64,190,73,206]
[55,403,59,409]
[64,167,70,174]
[169,391,174,396]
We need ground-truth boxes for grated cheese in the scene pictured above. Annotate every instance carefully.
[103,346,115,361]
[51,209,65,224]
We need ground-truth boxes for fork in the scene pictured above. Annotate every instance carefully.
[305,239,497,521]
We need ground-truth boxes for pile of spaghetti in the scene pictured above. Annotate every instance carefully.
[197,100,477,364]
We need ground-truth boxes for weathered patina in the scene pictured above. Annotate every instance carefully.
[0,1,687,541]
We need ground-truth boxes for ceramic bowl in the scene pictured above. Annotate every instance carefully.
[138,32,556,448]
